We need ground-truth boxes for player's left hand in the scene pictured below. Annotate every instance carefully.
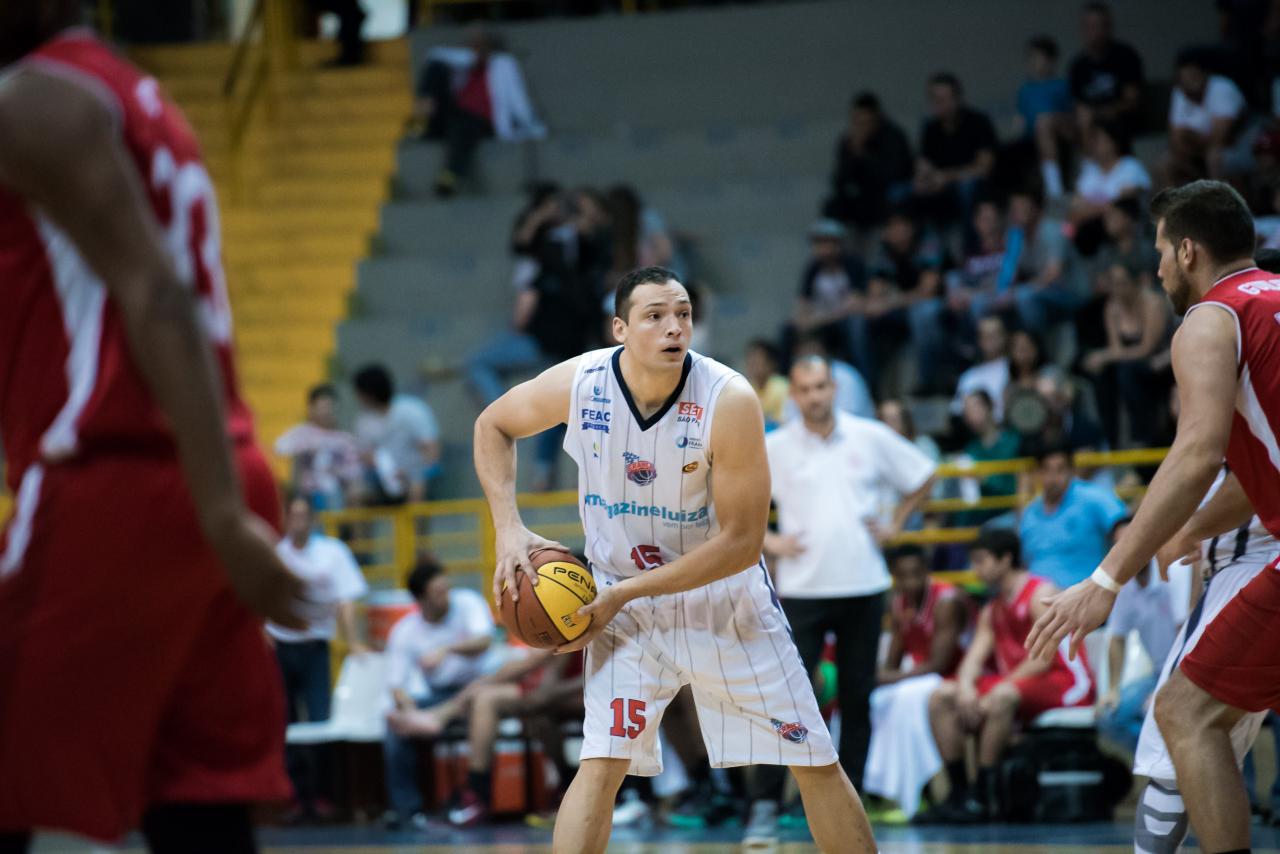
[554,584,629,655]
[1025,578,1117,662]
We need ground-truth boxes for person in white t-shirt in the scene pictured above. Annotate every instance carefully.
[353,364,442,504]
[1165,50,1253,183]
[950,313,1011,423]
[381,557,495,828]
[268,496,370,818]
[751,356,936,816]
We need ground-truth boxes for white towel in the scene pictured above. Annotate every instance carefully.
[862,673,943,817]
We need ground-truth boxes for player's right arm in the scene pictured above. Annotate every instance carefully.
[1156,470,1255,578]
[0,69,306,628]
[955,606,994,693]
[474,357,579,601]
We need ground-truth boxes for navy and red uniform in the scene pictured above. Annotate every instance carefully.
[976,575,1095,722]
[1179,267,1280,713]
[0,30,289,841]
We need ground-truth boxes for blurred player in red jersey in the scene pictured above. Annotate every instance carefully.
[1029,180,1277,853]
[0,4,309,852]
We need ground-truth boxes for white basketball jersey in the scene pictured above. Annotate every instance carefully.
[563,347,740,579]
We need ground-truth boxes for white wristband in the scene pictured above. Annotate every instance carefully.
[1090,567,1122,594]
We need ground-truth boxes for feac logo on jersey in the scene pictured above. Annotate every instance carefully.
[580,408,610,432]
[677,401,704,423]
[623,451,657,485]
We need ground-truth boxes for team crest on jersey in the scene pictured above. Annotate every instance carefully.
[771,718,809,744]
[677,401,704,423]
[623,451,657,485]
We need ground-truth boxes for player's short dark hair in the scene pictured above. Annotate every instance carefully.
[614,266,682,322]
[407,554,445,599]
[308,383,337,405]
[1150,180,1256,264]
[1028,35,1059,61]
[851,91,881,112]
[972,527,1022,567]
[353,364,394,407]
[927,72,963,96]
[887,544,927,566]
[1032,440,1074,467]
[1256,247,1280,274]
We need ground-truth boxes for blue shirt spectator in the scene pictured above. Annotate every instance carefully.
[1019,446,1126,589]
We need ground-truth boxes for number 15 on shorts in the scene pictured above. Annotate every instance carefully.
[609,698,647,739]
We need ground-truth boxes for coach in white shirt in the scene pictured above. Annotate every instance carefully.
[751,356,936,814]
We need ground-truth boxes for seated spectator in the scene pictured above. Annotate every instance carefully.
[382,558,495,829]
[269,496,369,821]
[1097,516,1179,755]
[864,546,969,818]
[945,198,1006,337]
[1019,443,1126,589]
[1164,48,1253,185]
[1080,261,1175,448]
[959,390,1023,526]
[921,529,1095,822]
[353,364,441,504]
[950,314,1011,423]
[823,91,914,232]
[274,383,363,510]
[1068,120,1152,256]
[744,339,789,431]
[389,648,585,826]
[1069,2,1145,139]
[784,335,875,421]
[1074,197,1159,361]
[866,208,949,394]
[413,26,546,197]
[1029,372,1109,455]
[306,0,365,66]
[605,184,685,283]
[913,73,997,228]
[975,186,1075,339]
[878,399,943,464]
[783,219,868,374]
[1014,36,1075,200]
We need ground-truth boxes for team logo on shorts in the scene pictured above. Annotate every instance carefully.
[771,718,809,744]
[623,451,657,485]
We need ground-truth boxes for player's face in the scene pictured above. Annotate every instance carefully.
[419,576,451,623]
[891,555,929,601]
[971,548,1009,587]
[1156,219,1195,316]
[616,282,692,368]
[789,362,836,424]
[285,498,314,542]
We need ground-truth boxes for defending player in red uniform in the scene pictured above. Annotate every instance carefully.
[923,529,1094,822]
[0,5,308,852]
[1029,180,1278,853]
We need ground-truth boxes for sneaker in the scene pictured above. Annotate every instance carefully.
[742,800,779,849]
[524,809,558,829]
[447,790,489,827]
[612,789,652,827]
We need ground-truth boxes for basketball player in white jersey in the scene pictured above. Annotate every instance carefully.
[474,267,876,854]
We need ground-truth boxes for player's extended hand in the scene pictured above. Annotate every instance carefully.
[208,511,311,631]
[1025,578,1117,663]
[493,525,566,603]
[1156,527,1201,582]
[554,583,629,655]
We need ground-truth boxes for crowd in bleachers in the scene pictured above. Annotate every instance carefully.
[265,0,1280,836]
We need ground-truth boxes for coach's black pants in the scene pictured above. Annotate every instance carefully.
[751,591,885,800]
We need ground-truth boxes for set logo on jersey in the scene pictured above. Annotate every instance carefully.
[676,435,704,450]
[581,408,610,433]
[677,401,704,424]
[623,451,657,485]
[771,718,809,744]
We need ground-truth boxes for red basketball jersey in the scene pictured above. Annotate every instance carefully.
[0,29,252,493]
[988,574,1091,681]
[892,579,962,676]
[1189,266,1280,539]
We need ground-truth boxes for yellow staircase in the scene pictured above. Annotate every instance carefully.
[128,39,412,474]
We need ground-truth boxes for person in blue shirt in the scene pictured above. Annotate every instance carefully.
[1019,443,1126,589]
[1015,36,1074,201]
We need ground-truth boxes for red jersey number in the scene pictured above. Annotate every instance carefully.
[630,545,663,571]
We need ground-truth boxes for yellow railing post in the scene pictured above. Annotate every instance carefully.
[393,506,417,578]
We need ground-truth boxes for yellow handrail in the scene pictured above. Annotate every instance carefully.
[318,447,1170,603]
[223,0,298,201]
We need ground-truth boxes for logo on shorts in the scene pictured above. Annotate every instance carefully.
[682,461,699,473]
[623,451,657,485]
[771,718,809,744]
[676,435,703,450]
[677,401,704,423]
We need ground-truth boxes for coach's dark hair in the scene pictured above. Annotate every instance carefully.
[1257,247,1280,274]
[1028,35,1059,61]
[972,527,1022,567]
[614,266,682,322]
[887,544,928,566]
[407,554,445,599]
[927,72,963,97]
[1150,180,1255,264]
[308,383,337,405]
[353,364,394,407]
